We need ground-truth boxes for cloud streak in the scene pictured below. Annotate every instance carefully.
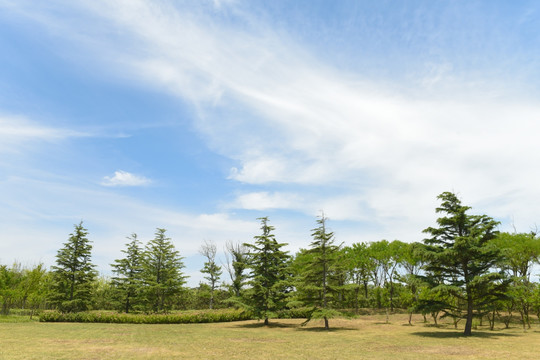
[101,170,151,187]
[2,0,539,243]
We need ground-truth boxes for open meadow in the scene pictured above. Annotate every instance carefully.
[1,314,540,359]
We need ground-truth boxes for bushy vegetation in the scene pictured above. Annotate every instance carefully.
[2,192,540,334]
[39,308,252,324]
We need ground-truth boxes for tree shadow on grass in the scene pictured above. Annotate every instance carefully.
[412,331,519,339]
[232,322,298,329]
[295,326,356,332]
[231,321,356,332]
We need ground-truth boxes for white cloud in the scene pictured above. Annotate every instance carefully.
[101,170,151,187]
[232,191,302,211]
[0,115,88,153]
[3,0,540,241]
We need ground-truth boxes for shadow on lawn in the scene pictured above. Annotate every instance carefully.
[233,322,298,329]
[296,326,356,332]
[232,321,356,332]
[412,330,519,339]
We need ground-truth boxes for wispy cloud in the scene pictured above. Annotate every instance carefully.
[0,115,87,142]
[101,170,151,187]
[2,0,539,239]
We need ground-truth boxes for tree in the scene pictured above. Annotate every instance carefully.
[343,242,375,314]
[398,242,425,325]
[296,213,343,330]
[494,231,540,329]
[142,228,187,312]
[224,241,248,298]
[111,233,144,313]
[199,240,222,309]
[0,263,23,315]
[50,222,96,312]
[20,263,50,319]
[421,192,508,336]
[244,217,290,325]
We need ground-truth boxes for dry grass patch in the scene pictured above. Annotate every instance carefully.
[0,314,539,359]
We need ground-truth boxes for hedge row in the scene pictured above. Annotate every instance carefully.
[39,309,253,324]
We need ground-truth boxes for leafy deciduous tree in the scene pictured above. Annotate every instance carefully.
[199,240,222,309]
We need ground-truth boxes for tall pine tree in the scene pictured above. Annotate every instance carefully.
[111,233,143,313]
[244,217,290,325]
[142,228,186,312]
[50,221,96,312]
[296,213,343,330]
[421,192,508,336]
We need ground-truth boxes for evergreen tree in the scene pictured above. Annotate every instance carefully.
[244,217,290,325]
[296,213,343,330]
[421,192,508,336]
[199,240,222,309]
[142,228,187,312]
[50,222,96,312]
[111,233,144,313]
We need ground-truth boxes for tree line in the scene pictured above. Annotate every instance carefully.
[1,192,540,335]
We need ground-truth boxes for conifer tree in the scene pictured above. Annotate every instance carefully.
[111,233,143,313]
[50,221,96,312]
[244,217,290,325]
[296,213,343,330]
[421,192,508,336]
[142,228,186,312]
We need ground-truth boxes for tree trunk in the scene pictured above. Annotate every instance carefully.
[264,317,269,326]
[432,312,438,326]
[464,294,474,336]
[324,316,329,330]
[355,287,359,315]
[408,311,413,325]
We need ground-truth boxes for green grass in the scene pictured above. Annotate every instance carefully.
[1,314,540,359]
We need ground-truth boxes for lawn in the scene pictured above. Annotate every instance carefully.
[1,314,539,359]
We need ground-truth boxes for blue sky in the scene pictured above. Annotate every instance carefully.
[1,0,540,285]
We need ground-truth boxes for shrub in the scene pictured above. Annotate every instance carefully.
[39,308,253,324]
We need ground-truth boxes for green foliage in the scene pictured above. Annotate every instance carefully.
[420,191,509,336]
[49,222,97,312]
[141,228,187,312]
[0,263,51,317]
[200,240,222,309]
[294,213,343,329]
[343,242,375,311]
[39,308,252,324]
[111,233,144,313]
[244,217,290,325]
[225,241,248,298]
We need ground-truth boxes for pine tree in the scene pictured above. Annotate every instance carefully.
[50,222,96,312]
[111,233,144,313]
[244,217,290,325]
[421,192,509,336]
[142,228,187,312]
[296,213,343,330]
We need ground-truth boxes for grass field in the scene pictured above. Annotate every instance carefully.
[1,314,540,359]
